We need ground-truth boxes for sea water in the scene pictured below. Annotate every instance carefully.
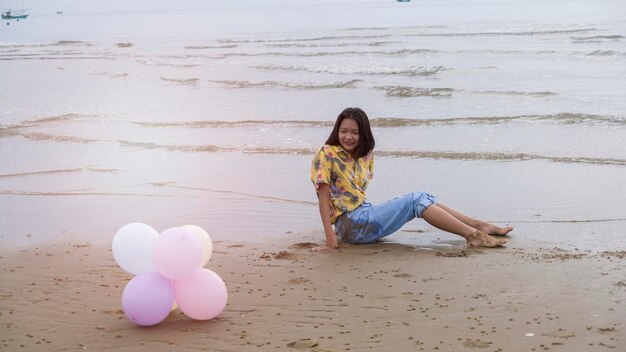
[1,0,625,249]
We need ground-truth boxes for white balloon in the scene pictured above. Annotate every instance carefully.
[112,223,159,275]
[182,225,213,267]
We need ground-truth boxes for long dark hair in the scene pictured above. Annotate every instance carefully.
[325,107,375,159]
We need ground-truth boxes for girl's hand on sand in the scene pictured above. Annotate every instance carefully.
[311,238,338,251]
[311,244,334,251]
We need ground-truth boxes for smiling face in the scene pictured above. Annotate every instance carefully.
[338,118,360,154]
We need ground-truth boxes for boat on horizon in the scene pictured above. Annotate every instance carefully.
[396,0,411,2]
[2,9,29,20]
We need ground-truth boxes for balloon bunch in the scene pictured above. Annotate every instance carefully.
[112,223,227,326]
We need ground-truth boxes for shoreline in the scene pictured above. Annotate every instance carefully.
[1,234,623,351]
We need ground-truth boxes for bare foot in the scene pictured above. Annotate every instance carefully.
[466,231,507,248]
[476,222,513,236]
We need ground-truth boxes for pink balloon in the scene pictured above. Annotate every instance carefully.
[153,227,202,280]
[122,271,174,326]
[174,269,228,320]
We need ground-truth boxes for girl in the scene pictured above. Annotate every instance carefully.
[310,107,511,251]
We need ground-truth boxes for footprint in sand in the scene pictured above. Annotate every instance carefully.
[288,277,311,285]
[542,329,575,339]
[436,251,470,257]
[273,251,296,260]
[287,339,318,349]
[289,242,318,250]
[462,338,492,348]
[392,273,413,278]
[258,251,299,260]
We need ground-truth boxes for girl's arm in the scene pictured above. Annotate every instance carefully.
[313,183,338,251]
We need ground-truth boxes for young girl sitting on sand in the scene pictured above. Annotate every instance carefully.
[310,107,512,251]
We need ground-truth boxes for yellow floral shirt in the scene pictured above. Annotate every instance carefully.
[310,144,374,224]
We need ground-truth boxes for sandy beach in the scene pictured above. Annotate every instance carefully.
[2,1,625,351]
[1,233,624,352]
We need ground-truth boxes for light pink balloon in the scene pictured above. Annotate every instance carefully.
[153,227,202,280]
[174,268,228,320]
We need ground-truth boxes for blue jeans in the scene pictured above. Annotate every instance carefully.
[335,192,438,244]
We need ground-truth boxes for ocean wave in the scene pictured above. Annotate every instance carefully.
[216,29,593,43]
[458,49,555,56]
[3,126,624,166]
[18,132,99,143]
[264,41,396,48]
[402,28,596,37]
[341,25,447,31]
[119,143,626,165]
[119,142,312,155]
[0,51,87,59]
[474,90,557,97]
[212,48,438,59]
[374,85,558,98]
[584,50,624,57]
[0,41,48,48]
[29,113,92,124]
[137,59,199,67]
[217,34,392,44]
[0,190,171,197]
[132,113,625,129]
[90,71,128,78]
[0,40,91,48]
[373,113,625,126]
[370,48,438,56]
[0,56,113,61]
[375,86,454,98]
[54,40,91,46]
[86,167,120,173]
[0,116,101,143]
[0,114,95,130]
[252,65,445,76]
[5,113,622,134]
[374,150,626,165]
[160,77,200,85]
[0,128,21,138]
[445,49,626,59]
[341,27,389,31]
[0,168,81,178]
[133,120,333,128]
[207,79,361,90]
[118,140,229,153]
[572,35,624,43]
[184,44,239,49]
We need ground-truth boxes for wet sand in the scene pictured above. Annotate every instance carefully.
[1,234,624,351]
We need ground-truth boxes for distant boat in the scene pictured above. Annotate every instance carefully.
[2,9,29,20]
[396,0,411,2]
[57,11,63,15]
